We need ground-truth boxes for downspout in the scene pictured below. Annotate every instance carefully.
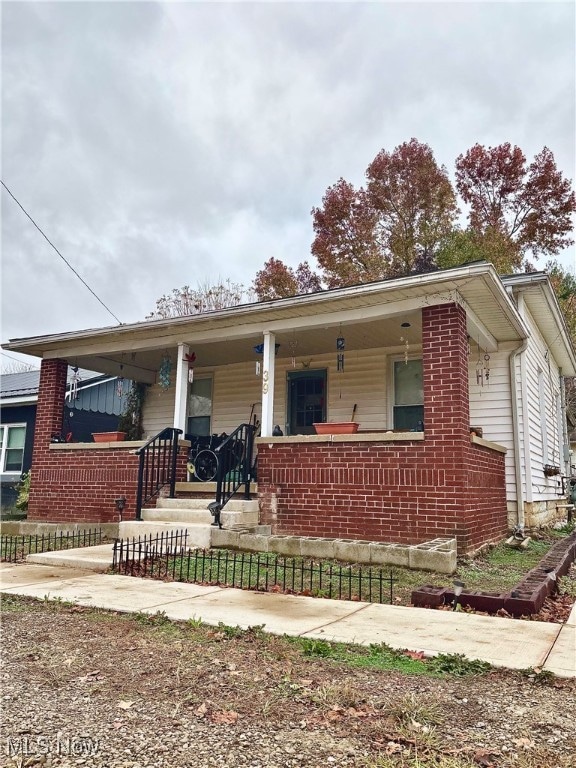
[507,287,529,532]
[559,370,571,480]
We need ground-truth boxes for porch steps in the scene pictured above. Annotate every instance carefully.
[174,481,258,495]
[142,498,259,529]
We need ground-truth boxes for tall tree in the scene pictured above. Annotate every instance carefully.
[545,260,576,345]
[253,258,322,301]
[455,143,576,269]
[311,140,459,285]
[366,138,459,276]
[310,179,383,287]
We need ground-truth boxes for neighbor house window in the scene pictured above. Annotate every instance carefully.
[392,359,424,430]
[187,377,212,436]
[0,424,26,473]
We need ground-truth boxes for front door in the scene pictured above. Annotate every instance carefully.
[287,370,327,435]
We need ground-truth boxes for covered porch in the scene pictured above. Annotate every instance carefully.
[7,263,527,553]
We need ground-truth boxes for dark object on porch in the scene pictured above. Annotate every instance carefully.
[186,433,230,482]
[111,530,397,604]
[411,531,576,616]
[272,425,283,436]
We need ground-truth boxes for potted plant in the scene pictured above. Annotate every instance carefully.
[313,422,359,435]
[92,431,127,442]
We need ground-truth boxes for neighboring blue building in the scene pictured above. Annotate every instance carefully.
[1,368,129,513]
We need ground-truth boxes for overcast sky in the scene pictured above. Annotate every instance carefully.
[2,0,575,368]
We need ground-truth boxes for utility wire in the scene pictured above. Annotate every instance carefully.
[0,351,39,368]
[1,180,122,325]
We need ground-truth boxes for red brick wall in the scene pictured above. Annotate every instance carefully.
[28,357,188,523]
[465,442,508,551]
[29,446,142,522]
[258,303,509,553]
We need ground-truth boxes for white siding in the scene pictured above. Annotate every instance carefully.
[521,305,563,503]
[142,347,397,437]
[142,380,175,437]
[469,344,516,500]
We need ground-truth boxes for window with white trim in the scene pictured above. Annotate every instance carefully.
[0,424,26,473]
[187,376,213,436]
[392,358,424,430]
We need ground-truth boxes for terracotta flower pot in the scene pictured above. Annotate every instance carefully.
[313,422,359,435]
[92,431,127,443]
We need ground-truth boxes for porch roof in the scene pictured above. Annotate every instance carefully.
[3,261,548,382]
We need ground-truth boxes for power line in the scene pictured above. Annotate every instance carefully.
[1,351,38,366]
[1,180,123,325]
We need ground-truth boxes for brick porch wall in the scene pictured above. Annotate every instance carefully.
[258,303,509,553]
[28,358,188,523]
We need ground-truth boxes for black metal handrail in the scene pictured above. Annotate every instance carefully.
[135,427,183,520]
[208,422,256,528]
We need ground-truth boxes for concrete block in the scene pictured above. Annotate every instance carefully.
[299,537,337,560]
[333,540,373,565]
[211,529,241,550]
[268,536,302,557]
[409,546,456,574]
[238,534,270,553]
[369,543,410,567]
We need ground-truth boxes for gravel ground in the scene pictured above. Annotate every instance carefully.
[1,596,575,768]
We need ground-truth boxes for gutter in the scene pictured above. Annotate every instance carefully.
[5,260,528,353]
[560,370,571,480]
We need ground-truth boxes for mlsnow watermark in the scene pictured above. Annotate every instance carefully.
[5,734,100,758]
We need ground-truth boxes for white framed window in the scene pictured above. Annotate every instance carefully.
[0,424,26,473]
[389,357,424,430]
[187,376,213,436]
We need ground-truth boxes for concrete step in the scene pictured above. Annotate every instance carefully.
[142,507,259,528]
[27,544,115,572]
[175,481,258,494]
[119,521,212,549]
[156,497,259,513]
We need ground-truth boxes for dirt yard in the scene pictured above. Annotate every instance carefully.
[1,595,575,768]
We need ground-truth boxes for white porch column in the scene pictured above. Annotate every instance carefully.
[173,343,189,433]
[260,331,276,437]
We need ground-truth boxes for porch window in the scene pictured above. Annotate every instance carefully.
[187,377,212,436]
[393,359,423,430]
[287,370,327,435]
[0,424,26,473]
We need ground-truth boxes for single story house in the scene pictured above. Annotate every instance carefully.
[3,261,575,551]
[0,368,129,512]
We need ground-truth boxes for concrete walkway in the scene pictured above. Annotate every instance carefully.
[1,559,574,678]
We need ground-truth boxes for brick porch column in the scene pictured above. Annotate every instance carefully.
[28,359,68,518]
[422,302,469,442]
[422,302,471,546]
[32,358,68,461]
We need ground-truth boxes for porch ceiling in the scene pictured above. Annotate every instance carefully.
[57,311,425,378]
[5,262,529,381]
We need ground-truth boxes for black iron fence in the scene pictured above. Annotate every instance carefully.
[0,528,105,563]
[112,531,396,604]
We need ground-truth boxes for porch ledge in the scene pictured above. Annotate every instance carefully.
[256,431,424,445]
[470,434,507,453]
[49,438,191,451]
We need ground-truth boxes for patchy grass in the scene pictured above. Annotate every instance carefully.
[114,529,573,610]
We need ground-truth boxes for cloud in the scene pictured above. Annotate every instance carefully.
[2,1,574,343]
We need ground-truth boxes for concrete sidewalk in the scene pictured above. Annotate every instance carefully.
[1,561,574,678]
